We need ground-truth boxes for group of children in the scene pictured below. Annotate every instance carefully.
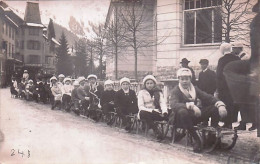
[10,68,229,153]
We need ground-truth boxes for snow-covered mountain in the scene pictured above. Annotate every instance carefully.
[6,0,110,39]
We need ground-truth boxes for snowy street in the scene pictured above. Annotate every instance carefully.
[0,88,259,164]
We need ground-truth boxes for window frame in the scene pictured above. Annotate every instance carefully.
[182,0,222,46]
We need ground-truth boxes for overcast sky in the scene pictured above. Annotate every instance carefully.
[6,0,110,30]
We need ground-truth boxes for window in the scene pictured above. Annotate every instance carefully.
[27,40,40,50]
[12,44,14,58]
[29,28,39,36]
[9,26,11,38]
[5,24,8,36]
[45,56,51,64]
[29,55,40,64]
[2,22,5,34]
[8,43,11,57]
[183,0,222,45]
[20,41,24,49]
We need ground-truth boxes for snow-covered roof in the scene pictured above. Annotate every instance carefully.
[51,38,60,46]
[5,15,18,27]
[26,23,45,28]
[42,34,48,40]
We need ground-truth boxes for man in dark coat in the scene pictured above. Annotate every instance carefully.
[180,58,196,85]
[197,59,216,96]
[216,43,240,129]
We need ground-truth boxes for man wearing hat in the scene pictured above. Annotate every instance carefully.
[197,59,216,96]
[180,58,196,85]
[231,42,248,60]
[216,43,240,129]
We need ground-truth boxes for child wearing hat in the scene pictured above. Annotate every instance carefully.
[170,68,227,153]
[25,80,34,100]
[100,80,116,118]
[115,77,138,131]
[62,77,73,112]
[50,76,62,110]
[138,75,168,140]
[76,77,91,114]
[71,80,81,115]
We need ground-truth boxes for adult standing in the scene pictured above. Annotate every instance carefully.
[216,43,240,129]
[197,59,216,96]
[180,58,196,85]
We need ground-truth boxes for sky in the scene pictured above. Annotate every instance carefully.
[5,0,110,34]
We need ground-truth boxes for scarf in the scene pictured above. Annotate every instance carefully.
[145,87,162,111]
[178,83,196,101]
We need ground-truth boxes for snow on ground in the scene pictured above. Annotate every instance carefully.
[0,88,259,164]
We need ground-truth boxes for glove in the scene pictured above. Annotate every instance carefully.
[218,106,227,119]
[98,103,101,109]
[193,105,201,117]
[153,109,161,113]
[85,97,90,101]
[186,102,194,110]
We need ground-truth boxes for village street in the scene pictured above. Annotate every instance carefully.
[0,88,259,164]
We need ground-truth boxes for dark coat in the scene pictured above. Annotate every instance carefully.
[197,69,217,95]
[216,54,240,93]
[71,88,80,102]
[100,90,116,107]
[115,89,138,114]
[170,85,218,112]
[77,85,90,101]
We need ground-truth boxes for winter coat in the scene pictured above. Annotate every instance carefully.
[100,90,116,107]
[51,85,62,101]
[63,84,73,96]
[170,85,219,112]
[197,69,217,95]
[137,89,168,114]
[115,89,138,114]
[77,85,90,101]
[71,88,80,102]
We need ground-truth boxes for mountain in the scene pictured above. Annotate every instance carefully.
[53,22,79,48]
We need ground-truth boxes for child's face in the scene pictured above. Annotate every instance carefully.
[179,76,191,89]
[65,81,71,85]
[89,78,96,84]
[105,84,113,91]
[121,82,130,90]
[145,80,155,90]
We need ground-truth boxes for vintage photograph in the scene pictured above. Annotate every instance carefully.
[0,0,259,163]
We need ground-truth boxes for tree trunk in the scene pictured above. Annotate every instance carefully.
[134,48,138,80]
[115,46,118,80]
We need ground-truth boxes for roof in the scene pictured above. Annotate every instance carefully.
[5,15,18,27]
[26,23,45,28]
[42,34,48,40]
[24,1,42,24]
[51,38,60,46]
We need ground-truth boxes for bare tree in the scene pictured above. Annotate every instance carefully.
[105,6,127,80]
[88,22,108,79]
[117,0,156,80]
[220,0,255,45]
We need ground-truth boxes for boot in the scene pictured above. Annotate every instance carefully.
[249,123,257,131]
[234,122,246,130]
[188,129,202,153]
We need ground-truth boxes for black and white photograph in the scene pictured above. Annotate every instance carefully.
[0,0,259,163]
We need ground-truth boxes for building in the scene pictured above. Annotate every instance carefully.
[105,0,156,80]
[105,0,255,80]
[19,1,46,78]
[0,1,24,86]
